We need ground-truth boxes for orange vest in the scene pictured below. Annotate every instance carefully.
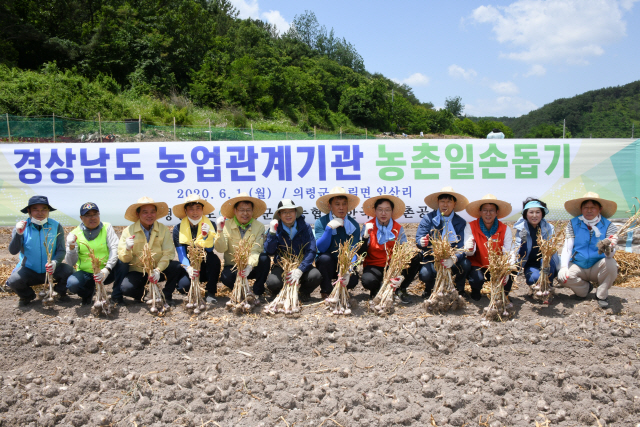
[468,219,507,268]
[364,219,403,268]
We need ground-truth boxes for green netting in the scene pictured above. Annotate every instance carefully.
[0,114,375,142]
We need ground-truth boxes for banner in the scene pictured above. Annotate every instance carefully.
[0,139,638,227]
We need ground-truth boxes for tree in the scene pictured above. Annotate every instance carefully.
[445,96,464,117]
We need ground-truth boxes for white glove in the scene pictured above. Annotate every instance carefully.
[201,223,210,237]
[149,268,161,284]
[15,221,27,235]
[520,228,528,244]
[336,273,350,287]
[327,218,344,229]
[94,267,110,283]
[419,235,429,247]
[363,223,374,239]
[66,233,77,250]
[125,235,135,251]
[608,235,619,246]
[185,265,199,279]
[464,239,476,256]
[240,265,253,278]
[286,268,303,286]
[216,217,226,231]
[269,219,279,234]
[441,256,455,268]
[557,267,569,283]
[45,261,56,274]
[389,275,404,288]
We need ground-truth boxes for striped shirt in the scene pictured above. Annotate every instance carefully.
[564,221,617,238]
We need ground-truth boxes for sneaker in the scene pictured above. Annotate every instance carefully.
[395,289,410,304]
[204,293,217,304]
[299,292,310,303]
[320,292,330,300]
[111,296,124,305]
[18,295,36,307]
[470,290,482,301]
[596,297,609,308]
[421,290,432,299]
[81,295,93,306]
[57,294,71,303]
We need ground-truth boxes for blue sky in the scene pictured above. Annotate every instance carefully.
[230,0,639,118]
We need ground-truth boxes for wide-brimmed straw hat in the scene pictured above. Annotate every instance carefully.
[423,186,469,212]
[316,187,361,214]
[362,194,406,220]
[124,197,169,222]
[465,194,512,219]
[564,192,617,218]
[273,199,303,220]
[220,192,267,219]
[172,194,215,220]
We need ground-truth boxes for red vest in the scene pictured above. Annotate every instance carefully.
[364,219,403,268]
[468,219,507,268]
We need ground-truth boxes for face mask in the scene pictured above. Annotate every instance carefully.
[31,218,47,226]
[188,217,202,226]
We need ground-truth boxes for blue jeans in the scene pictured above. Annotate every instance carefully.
[419,255,471,295]
[523,263,558,286]
[7,264,73,299]
[67,270,115,299]
[220,253,271,296]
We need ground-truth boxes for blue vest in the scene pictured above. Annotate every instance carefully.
[316,214,361,257]
[18,218,59,274]
[570,216,610,269]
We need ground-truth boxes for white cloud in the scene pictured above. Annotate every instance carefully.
[262,10,290,34]
[230,0,290,34]
[490,81,519,95]
[524,64,546,77]
[448,64,478,80]
[472,0,638,64]
[465,96,538,117]
[393,73,430,87]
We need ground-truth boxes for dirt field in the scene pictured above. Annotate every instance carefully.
[1,226,639,427]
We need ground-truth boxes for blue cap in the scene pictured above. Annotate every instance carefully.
[20,195,56,214]
[80,202,100,216]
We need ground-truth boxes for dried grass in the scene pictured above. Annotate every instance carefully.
[226,235,259,314]
[78,242,112,316]
[264,243,305,315]
[324,237,364,316]
[531,222,565,304]
[185,242,206,314]
[137,243,170,315]
[423,230,465,314]
[482,239,519,321]
[614,251,640,287]
[40,229,60,308]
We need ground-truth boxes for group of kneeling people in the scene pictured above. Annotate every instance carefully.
[7,186,619,309]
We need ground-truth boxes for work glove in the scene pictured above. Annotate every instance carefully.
[15,221,27,235]
[269,219,279,234]
[362,222,374,239]
[336,273,350,287]
[557,267,569,284]
[45,261,56,274]
[240,265,253,278]
[419,235,429,247]
[286,268,303,286]
[125,235,135,251]
[389,275,404,289]
[201,223,210,237]
[66,233,77,250]
[441,256,456,269]
[149,269,161,284]
[327,218,344,229]
[94,267,110,283]
[520,228,528,245]
[464,239,476,256]
[216,217,226,231]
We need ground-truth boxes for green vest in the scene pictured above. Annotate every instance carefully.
[72,223,110,273]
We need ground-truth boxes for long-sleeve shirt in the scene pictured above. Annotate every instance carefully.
[10,222,66,265]
[64,223,119,271]
[214,219,265,267]
[118,221,175,272]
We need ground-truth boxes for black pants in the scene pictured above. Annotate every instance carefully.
[220,253,271,296]
[315,253,360,294]
[360,253,422,296]
[111,260,183,301]
[175,251,222,296]
[468,266,513,297]
[419,255,472,296]
[7,264,74,299]
[266,265,323,295]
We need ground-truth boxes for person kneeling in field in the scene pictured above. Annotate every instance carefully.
[359,194,421,304]
[214,193,271,300]
[464,194,515,300]
[558,192,618,308]
[314,187,362,299]
[65,202,118,305]
[172,195,221,303]
[513,198,559,289]
[111,197,183,304]
[415,187,472,299]
[264,199,321,301]
[7,196,74,306]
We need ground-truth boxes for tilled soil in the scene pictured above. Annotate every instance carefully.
[1,227,640,427]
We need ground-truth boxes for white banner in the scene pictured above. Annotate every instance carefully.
[0,138,638,227]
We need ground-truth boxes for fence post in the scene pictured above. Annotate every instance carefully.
[173,117,176,140]
[6,113,10,142]
[285,132,288,140]
[138,114,141,135]
[208,119,211,142]
[314,126,316,140]
[98,112,102,143]
[340,127,342,140]
[633,123,635,139]
[251,123,254,141]
[563,119,565,139]
[365,128,367,140]
[53,113,56,143]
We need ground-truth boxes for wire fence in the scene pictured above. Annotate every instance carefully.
[0,114,375,142]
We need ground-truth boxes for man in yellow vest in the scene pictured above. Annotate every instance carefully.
[64,202,119,305]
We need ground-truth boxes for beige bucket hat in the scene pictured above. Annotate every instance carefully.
[465,194,513,219]
[124,197,169,222]
[564,192,617,218]
[220,192,267,219]
[316,187,361,214]
[273,199,304,220]
[423,186,469,212]
[362,194,406,220]
[172,194,215,220]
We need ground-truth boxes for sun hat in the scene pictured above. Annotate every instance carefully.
[273,199,303,220]
[465,194,513,219]
[316,187,361,214]
[564,192,617,218]
[220,192,267,219]
[20,195,56,213]
[172,194,215,220]
[423,186,469,212]
[124,197,169,222]
[362,194,406,220]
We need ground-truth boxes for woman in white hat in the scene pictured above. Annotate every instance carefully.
[214,193,271,298]
[172,195,221,304]
[359,195,421,303]
[464,194,515,300]
[558,192,618,308]
[314,187,361,298]
[264,199,322,301]
[415,187,472,299]
[113,197,183,304]
[513,197,559,291]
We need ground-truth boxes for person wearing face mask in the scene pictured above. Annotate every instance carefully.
[415,187,472,300]
[314,187,361,299]
[64,202,119,305]
[7,195,74,306]
[558,192,619,308]
[359,195,421,304]
[264,199,322,301]
[172,195,221,304]
[464,194,515,301]
[513,198,559,291]
[215,193,271,300]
